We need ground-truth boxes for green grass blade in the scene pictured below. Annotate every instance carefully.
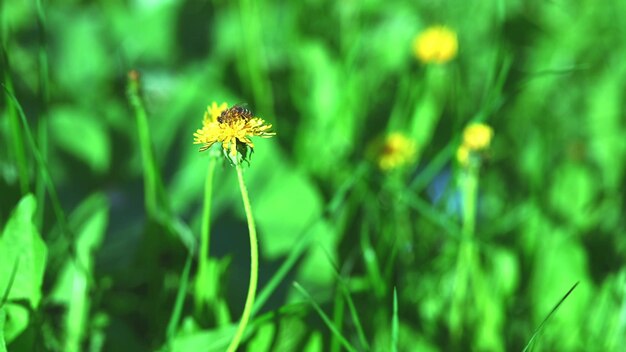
[293,282,358,352]
[166,252,193,341]
[319,245,371,351]
[2,85,72,243]
[0,257,19,308]
[330,288,345,352]
[391,287,398,352]
[409,141,455,192]
[360,221,385,298]
[522,282,580,352]
[0,45,29,195]
[401,195,463,241]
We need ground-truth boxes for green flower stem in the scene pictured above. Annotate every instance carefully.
[450,164,479,338]
[226,164,259,352]
[195,156,217,309]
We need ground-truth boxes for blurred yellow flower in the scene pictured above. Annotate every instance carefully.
[457,122,493,167]
[375,132,417,171]
[413,26,458,64]
[462,123,493,151]
[193,102,275,161]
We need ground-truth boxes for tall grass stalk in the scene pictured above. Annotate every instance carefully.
[127,71,159,217]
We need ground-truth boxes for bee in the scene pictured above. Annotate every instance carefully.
[217,104,254,123]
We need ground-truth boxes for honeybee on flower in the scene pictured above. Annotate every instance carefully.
[193,102,275,164]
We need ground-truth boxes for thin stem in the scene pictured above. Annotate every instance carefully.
[449,165,479,339]
[226,164,259,352]
[1,32,29,195]
[195,156,217,309]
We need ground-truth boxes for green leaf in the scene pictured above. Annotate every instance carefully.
[247,141,324,259]
[391,287,398,352]
[50,193,109,352]
[0,195,47,342]
[49,106,110,173]
[302,331,323,352]
[0,194,47,307]
[55,15,113,97]
[246,323,275,352]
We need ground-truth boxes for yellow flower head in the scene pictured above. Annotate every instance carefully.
[462,123,493,151]
[373,132,418,171]
[193,102,275,163]
[413,26,458,64]
[457,123,493,167]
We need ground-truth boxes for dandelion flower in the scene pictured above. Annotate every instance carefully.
[462,123,493,151]
[193,102,275,163]
[457,122,493,167]
[373,132,418,171]
[413,26,458,64]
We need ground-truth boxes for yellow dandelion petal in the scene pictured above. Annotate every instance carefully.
[413,25,458,64]
[194,103,275,164]
[206,102,229,123]
[462,123,493,151]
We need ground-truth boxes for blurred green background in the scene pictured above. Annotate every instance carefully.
[2,0,626,351]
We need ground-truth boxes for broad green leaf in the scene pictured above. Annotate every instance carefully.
[55,14,113,98]
[50,193,109,352]
[49,106,110,173]
[247,141,324,259]
[0,195,47,319]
